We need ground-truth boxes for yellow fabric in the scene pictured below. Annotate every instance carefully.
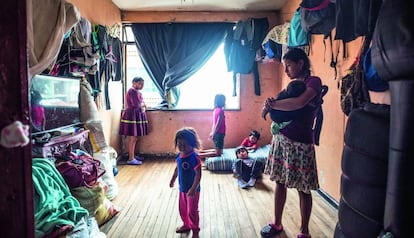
[71,184,119,226]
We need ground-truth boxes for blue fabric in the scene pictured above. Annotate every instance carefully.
[177,151,201,192]
[264,40,282,60]
[288,8,310,47]
[363,47,389,92]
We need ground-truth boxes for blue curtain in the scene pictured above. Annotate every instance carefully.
[131,23,233,108]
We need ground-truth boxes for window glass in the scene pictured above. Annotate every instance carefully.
[125,44,162,108]
[176,43,239,110]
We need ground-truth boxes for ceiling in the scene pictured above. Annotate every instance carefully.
[112,0,287,11]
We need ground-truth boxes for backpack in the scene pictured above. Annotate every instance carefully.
[288,8,310,47]
[300,0,336,39]
[340,54,370,116]
[339,0,379,116]
[334,0,382,43]
[56,149,105,189]
[314,85,329,145]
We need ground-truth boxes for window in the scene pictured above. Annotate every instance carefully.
[124,25,239,110]
[125,44,162,108]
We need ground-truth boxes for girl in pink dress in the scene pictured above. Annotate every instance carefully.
[119,77,149,165]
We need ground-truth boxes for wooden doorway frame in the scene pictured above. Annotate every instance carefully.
[0,0,34,237]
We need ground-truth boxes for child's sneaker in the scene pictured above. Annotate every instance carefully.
[134,155,144,161]
[126,158,142,165]
[248,178,256,187]
[238,178,248,189]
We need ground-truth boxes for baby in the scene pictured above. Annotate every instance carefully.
[232,146,263,189]
[268,80,307,134]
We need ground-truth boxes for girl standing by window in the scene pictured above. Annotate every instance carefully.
[198,94,226,158]
[119,76,149,165]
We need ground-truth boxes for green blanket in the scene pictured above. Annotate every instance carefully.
[32,158,88,238]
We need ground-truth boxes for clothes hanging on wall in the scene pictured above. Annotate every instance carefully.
[46,21,123,111]
[224,18,269,96]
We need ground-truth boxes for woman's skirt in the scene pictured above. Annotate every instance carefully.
[119,108,149,136]
[264,133,319,194]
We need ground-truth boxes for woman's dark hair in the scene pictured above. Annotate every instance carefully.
[132,76,144,83]
[30,90,42,104]
[282,48,311,76]
[175,127,201,150]
[214,94,226,108]
[249,130,261,140]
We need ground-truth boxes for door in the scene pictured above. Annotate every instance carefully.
[0,0,34,237]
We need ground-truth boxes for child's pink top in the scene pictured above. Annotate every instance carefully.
[31,104,44,127]
[241,137,258,150]
[213,107,226,134]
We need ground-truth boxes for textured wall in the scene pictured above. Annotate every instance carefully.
[280,0,363,201]
[66,0,121,25]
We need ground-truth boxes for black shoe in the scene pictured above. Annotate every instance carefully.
[260,224,283,238]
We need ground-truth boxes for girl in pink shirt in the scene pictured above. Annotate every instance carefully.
[198,94,226,158]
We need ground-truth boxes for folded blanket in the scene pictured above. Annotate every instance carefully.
[33,158,88,238]
[205,145,270,171]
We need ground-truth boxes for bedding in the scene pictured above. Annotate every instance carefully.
[204,144,270,171]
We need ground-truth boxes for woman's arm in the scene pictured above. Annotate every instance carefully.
[266,86,317,111]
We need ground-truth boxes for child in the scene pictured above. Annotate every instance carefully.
[118,77,149,165]
[232,146,263,189]
[170,127,202,238]
[198,94,226,158]
[240,130,261,152]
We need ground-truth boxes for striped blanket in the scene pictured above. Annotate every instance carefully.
[204,144,270,171]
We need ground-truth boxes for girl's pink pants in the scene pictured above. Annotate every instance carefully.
[179,191,200,232]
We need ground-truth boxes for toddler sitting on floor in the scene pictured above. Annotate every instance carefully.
[232,146,263,189]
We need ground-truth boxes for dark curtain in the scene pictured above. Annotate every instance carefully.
[131,23,233,108]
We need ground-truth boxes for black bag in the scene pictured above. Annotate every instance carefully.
[340,60,370,116]
[300,0,336,38]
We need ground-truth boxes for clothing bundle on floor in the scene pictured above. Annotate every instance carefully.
[33,158,88,237]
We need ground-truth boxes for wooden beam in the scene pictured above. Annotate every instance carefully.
[121,10,279,23]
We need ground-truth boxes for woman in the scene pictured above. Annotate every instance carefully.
[260,48,322,238]
[119,76,149,165]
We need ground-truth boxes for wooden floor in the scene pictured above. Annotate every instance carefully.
[101,158,338,238]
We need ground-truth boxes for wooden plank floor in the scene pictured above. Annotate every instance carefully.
[101,158,338,238]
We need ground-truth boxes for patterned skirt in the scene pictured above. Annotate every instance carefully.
[264,133,319,194]
[119,108,149,136]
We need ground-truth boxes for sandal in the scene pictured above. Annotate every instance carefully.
[297,233,311,238]
[175,226,191,233]
[260,223,283,238]
[126,158,142,165]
